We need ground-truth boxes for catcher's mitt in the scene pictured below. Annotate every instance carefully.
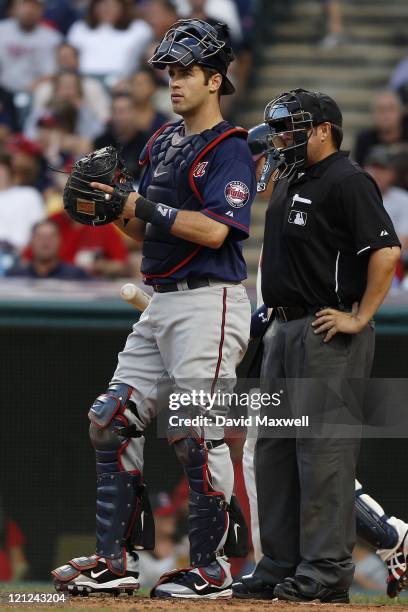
[63,146,134,226]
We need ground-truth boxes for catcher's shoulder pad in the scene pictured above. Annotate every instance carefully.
[139,121,175,167]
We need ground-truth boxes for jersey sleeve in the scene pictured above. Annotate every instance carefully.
[137,164,151,198]
[199,146,256,241]
[338,173,401,255]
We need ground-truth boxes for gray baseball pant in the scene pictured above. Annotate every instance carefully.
[110,282,251,503]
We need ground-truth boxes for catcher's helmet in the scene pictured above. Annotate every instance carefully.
[149,18,235,95]
[248,88,343,180]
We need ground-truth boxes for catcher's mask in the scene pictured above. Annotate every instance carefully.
[149,18,235,95]
[248,88,343,184]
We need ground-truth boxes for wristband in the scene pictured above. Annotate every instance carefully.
[135,196,177,232]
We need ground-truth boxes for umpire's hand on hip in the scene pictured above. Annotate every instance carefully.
[312,302,366,343]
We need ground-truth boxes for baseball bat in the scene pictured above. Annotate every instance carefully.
[120,283,151,312]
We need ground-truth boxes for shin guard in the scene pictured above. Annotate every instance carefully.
[355,482,398,550]
[174,437,229,566]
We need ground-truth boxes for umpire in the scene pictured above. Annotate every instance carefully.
[233,89,401,603]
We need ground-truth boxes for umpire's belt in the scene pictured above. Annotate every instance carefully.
[274,306,311,322]
[274,304,351,322]
[153,278,239,293]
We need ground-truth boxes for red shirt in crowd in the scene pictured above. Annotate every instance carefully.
[23,211,128,265]
[0,520,24,581]
[50,211,128,264]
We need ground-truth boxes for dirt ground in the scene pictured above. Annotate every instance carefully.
[4,597,408,612]
[63,597,408,611]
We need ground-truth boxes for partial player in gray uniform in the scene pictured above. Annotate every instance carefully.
[52,19,255,600]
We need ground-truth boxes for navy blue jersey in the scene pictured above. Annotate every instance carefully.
[138,128,256,284]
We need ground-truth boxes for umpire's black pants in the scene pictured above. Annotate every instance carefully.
[254,313,375,589]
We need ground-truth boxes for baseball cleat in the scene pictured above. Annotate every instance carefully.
[232,574,277,599]
[274,575,349,604]
[385,530,408,598]
[52,552,139,596]
[151,556,232,599]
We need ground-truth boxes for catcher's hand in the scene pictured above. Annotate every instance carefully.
[63,146,134,226]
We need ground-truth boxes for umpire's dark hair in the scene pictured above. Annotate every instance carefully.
[331,124,343,150]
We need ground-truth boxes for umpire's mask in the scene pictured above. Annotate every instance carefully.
[263,90,313,180]
[250,89,343,182]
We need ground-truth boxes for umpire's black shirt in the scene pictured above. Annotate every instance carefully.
[262,152,400,308]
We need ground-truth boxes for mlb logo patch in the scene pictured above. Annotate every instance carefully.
[288,210,307,226]
[224,181,250,208]
[193,162,208,178]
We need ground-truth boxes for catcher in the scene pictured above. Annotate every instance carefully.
[51,19,255,599]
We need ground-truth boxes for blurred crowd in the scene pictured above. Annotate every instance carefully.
[2,0,408,287]
[0,0,255,280]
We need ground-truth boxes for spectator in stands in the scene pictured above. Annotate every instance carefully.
[352,544,387,594]
[364,146,408,253]
[0,0,62,94]
[354,91,408,167]
[48,210,129,278]
[26,70,104,142]
[0,0,11,19]
[390,53,408,105]
[7,219,89,279]
[0,495,29,582]
[67,0,152,85]
[130,67,169,134]
[5,133,50,192]
[173,1,243,101]
[232,0,255,95]
[319,0,345,49]
[42,0,80,35]
[143,0,178,42]
[0,87,18,138]
[392,146,408,192]
[30,43,111,125]
[141,0,180,116]
[94,92,148,181]
[176,0,242,47]
[34,103,91,177]
[0,150,44,252]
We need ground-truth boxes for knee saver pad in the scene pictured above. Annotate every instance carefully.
[89,383,139,474]
[89,382,133,429]
[355,489,398,549]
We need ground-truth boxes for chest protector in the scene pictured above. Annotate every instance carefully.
[139,120,247,279]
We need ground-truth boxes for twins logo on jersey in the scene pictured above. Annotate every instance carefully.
[224,181,250,208]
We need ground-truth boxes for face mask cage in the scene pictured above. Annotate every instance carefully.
[263,93,314,179]
[149,19,227,69]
